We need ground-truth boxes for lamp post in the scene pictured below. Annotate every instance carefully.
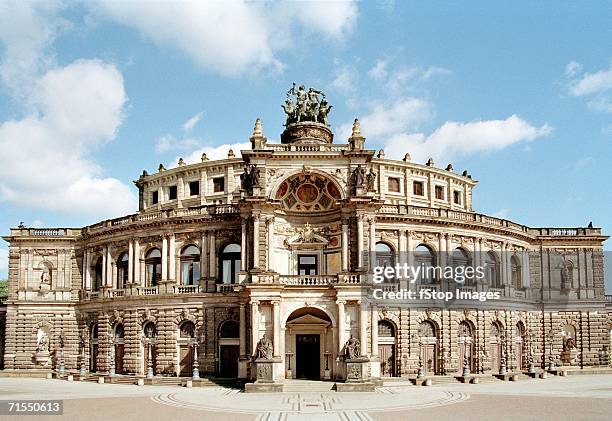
[499,333,507,375]
[528,333,535,374]
[109,338,116,377]
[547,329,556,372]
[412,333,424,379]
[462,341,470,377]
[79,335,87,377]
[142,336,157,380]
[58,332,66,376]
[190,335,201,380]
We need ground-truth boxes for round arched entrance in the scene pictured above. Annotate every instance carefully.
[284,307,333,380]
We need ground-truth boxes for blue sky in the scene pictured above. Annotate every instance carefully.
[0,1,611,285]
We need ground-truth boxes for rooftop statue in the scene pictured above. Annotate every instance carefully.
[282,83,332,127]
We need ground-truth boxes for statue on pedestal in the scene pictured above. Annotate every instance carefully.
[256,334,273,360]
[344,335,361,360]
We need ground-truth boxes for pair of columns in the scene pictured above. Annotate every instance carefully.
[343,214,377,271]
[242,213,275,272]
[337,300,373,358]
[250,300,281,358]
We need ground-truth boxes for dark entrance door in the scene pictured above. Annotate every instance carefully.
[115,344,125,374]
[296,334,320,379]
[179,345,193,377]
[219,345,239,378]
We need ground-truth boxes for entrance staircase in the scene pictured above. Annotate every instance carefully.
[282,379,336,393]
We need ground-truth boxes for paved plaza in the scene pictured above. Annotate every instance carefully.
[0,375,611,420]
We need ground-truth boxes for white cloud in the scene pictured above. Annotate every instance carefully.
[155,134,203,154]
[336,98,432,141]
[368,60,388,80]
[382,115,551,162]
[492,209,510,219]
[331,64,358,95]
[183,142,252,164]
[182,111,203,132]
[367,59,450,92]
[92,0,358,76]
[566,61,612,113]
[0,59,136,218]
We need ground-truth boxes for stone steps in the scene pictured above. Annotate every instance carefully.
[282,380,336,393]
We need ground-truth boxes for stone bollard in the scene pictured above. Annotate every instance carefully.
[98,376,105,384]
[471,377,479,384]
[541,372,548,379]
[137,378,144,386]
[424,378,432,386]
[511,374,518,381]
[560,370,567,377]
[186,380,193,388]
[67,375,74,382]
[46,373,53,379]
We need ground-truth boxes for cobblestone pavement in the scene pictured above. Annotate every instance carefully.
[0,375,610,421]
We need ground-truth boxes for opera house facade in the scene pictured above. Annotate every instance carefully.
[1,87,610,386]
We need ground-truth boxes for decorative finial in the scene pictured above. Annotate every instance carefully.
[462,170,468,177]
[351,118,362,137]
[141,170,148,177]
[445,164,453,171]
[228,149,235,158]
[201,153,208,162]
[18,221,25,229]
[377,149,385,158]
[588,221,593,228]
[158,163,166,172]
[178,158,185,167]
[403,153,411,162]
[426,158,434,167]
[252,118,263,137]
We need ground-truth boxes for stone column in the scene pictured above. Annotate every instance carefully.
[267,217,275,271]
[134,239,140,286]
[273,301,280,357]
[359,301,368,357]
[357,215,364,269]
[371,305,378,357]
[251,300,260,357]
[253,213,260,269]
[337,300,346,354]
[200,232,207,282]
[341,220,349,272]
[84,249,91,289]
[522,250,530,288]
[105,246,112,287]
[209,231,216,278]
[128,240,134,286]
[501,242,507,286]
[168,234,176,283]
[369,216,376,271]
[240,218,247,271]
[161,235,168,283]
[239,304,247,357]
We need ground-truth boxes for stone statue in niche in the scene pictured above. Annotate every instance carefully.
[560,258,570,290]
[36,331,49,353]
[39,265,51,291]
[344,335,361,359]
[256,334,273,360]
[365,168,376,192]
[240,164,260,194]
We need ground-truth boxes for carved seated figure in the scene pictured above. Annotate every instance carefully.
[344,335,361,360]
[256,334,273,360]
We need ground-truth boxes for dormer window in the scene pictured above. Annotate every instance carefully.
[151,190,159,205]
[213,177,225,193]
[168,185,177,200]
[435,185,444,200]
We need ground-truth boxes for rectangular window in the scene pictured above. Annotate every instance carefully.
[298,255,318,276]
[213,177,225,193]
[189,181,200,196]
[435,185,444,200]
[413,181,424,196]
[453,190,462,205]
[388,177,400,193]
[168,185,177,200]
[151,190,159,205]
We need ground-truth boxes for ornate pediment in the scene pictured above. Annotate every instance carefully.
[286,314,331,327]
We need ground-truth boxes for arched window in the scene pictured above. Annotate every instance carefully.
[91,324,99,339]
[143,322,156,339]
[378,320,396,337]
[511,255,521,289]
[485,252,500,287]
[179,321,195,338]
[451,248,471,285]
[220,244,241,284]
[219,320,239,338]
[415,245,436,283]
[116,252,129,289]
[375,242,395,270]
[145,248,162,287]
[94,257,103,291]
[114,323,125,340]
[180,245,200,286]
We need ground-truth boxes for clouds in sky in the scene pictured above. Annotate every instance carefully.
[0,1,136,219]
[92,0,358,76]
[566,60,612,113]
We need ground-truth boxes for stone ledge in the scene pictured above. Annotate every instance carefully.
[245,382,283,393]
[335,382,375,392]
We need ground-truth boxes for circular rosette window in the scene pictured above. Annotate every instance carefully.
[275,173,342,212]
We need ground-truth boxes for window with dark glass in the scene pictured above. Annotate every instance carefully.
[94,257,103,291]
[298,255,318,275]
[116,252,129,289]
[189,181,199,196]
[168,185,177,200]
[413,181,424,196]
[180,245,200,285]
[415,245,436,283]
[453,190,461,205]
[485,252,499,287]
[388,177,400,193]
[213,177,225,193]
[151,190,159,205]
[220,243,241,284]
[375,242,395,281]
[435,185,444,200]
[145,248,162,287]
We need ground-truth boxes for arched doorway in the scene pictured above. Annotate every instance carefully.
[90,324,99,372]
[514,322,526,371]
[378,320,397,377]
[113,323,125,374]
[285,307,333,380]
[418,320,439,375]
[178,321,195,377]
[458,321,475,373]
[490,321,504,373]
[218,320,239,378]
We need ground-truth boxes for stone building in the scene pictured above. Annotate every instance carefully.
[1,87,610,384]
